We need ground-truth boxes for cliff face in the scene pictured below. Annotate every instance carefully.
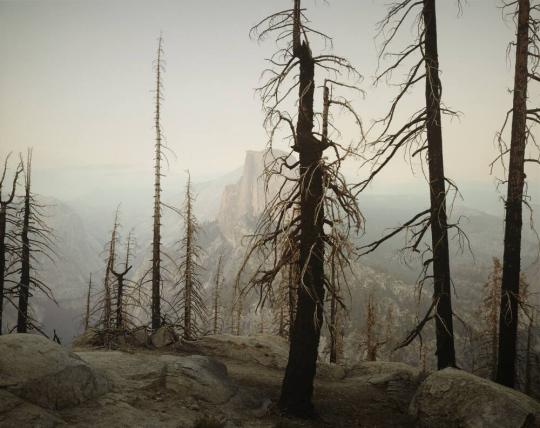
[217,150,291,242]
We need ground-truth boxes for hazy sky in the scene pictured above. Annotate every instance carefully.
[0,0,538,202]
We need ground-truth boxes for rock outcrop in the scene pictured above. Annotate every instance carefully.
[410,368,540,428]
[346,361,424,412]
[76,351,236,404]
[0,333,109,410]
[0,390,66,428]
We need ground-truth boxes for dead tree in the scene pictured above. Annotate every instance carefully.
[363,293,387,361]
[327,227,350,364]
[173,173,206,340]
[212,255,224,335]
[111,231,134,329]
[273,270,291,338]
[15,150,55,333]
[493,0,540,388]
[0,154,22,334]
[242,0,364,416]
[16,150,55,333]
[356,0,464,369]
[151,34,165,331]
[480,257,502,380]
[517,275,535,394]
[328,285,344,363]
[84,273,93,330]
[231,280,244,336]
[101,208,119,332]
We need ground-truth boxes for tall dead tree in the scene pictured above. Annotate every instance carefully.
[273,271,291,338]
[84,273,92,330]
[243,0,364,416]
[357,0,462,369]
[101,209,119,332]
[494,0,540,388]
[231,280,243,335]
[151,35,165,331]
[212,255,224,335]
[174,173,206,340]
[0,154,22,334]
[111,231,134,329]
[16,150,55,333]
[480,257,502,380]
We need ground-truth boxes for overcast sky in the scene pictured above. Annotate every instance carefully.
[0,0,538,204]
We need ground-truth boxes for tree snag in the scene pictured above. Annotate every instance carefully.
[496,0,533,388]
[0,153,22,334]
[151,34,165,331]
[358,0,462,369]
[244,0,364,416]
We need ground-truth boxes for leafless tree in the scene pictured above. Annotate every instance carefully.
[492,0,540,388]
[15,150,56,333]
[84,273,93,331]
[356,0,463,369]
[151,34,166,331]
[172,173,206,340]
[241,0,364,416]
[97,208,120,333]
[111,231,134,329]
[231,279,244,336]
[212,255,225,335]
[479,257,503,380]
[0,153,22,334]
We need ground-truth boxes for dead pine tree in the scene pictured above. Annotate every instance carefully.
[173,173,206,340]
[111,231,134,330]
[480,257,502,380]
[516,275,535,393]
[151,34,166,331]
[364,293,386,361]
[273,271,291,338]
[0,153,22,334]
[84,273,93,330]
[101,208,119,333]
[327,226,350,365]
[242,0,364,416]
[16,150,56,333]
[492,0,540,388]
[356,0,465,369]
[231,280,243,336]
[212,255,224,335]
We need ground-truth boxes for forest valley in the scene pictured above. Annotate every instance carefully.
[1,0,540,425]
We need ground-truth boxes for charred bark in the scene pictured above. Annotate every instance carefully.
[497,0,530,388]
[212,255,224,335]
[0,155,21,334]
[423,0,456,369]
[279,6,325,416]
[16,154,32,333]
[151,35,164,331]
[84,274,92,330]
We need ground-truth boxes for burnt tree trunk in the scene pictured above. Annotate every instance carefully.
[84,274,92,330]
[103,212,119,332]
[113,266,131,329]
[496,0,530,388]
[212,256,223,335]
[279,0,326,417]
[0,158,21,335]
[0,205,7,335]
[287,258,297,342]
[183,187,193,340]
[423,0,456,369]
[151,37,165,331]
[16,163,32,333]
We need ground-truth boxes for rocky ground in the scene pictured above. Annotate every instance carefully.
[1,332,539,427]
